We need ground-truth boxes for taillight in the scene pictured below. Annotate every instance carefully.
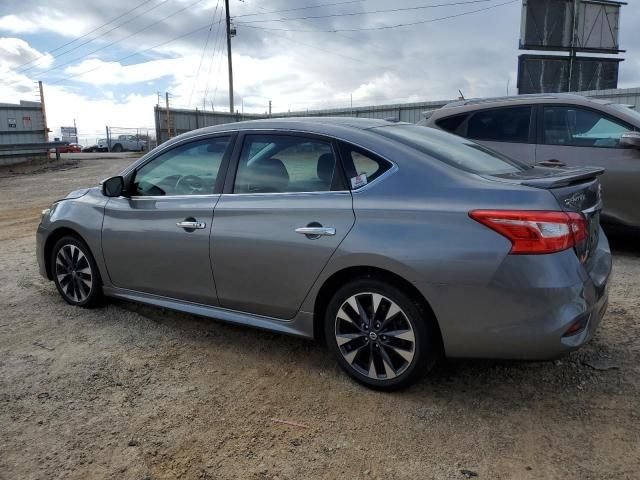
[469,210,587,255]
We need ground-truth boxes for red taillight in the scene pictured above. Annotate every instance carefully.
[469,210,587,255]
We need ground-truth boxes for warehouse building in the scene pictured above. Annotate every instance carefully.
[154,87,640,145]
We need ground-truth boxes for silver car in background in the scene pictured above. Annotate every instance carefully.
[420,94,640,230]
[37,118,611,390]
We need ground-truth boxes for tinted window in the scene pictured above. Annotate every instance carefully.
[233,135,338,193]
[543,106,631,147]
[372,125,528,174]
[467,107,531,142]
[339,145,390,189]
[436,114,467,134]
[134,137,230,196]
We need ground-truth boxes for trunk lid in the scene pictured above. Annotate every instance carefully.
[481,166,604,262]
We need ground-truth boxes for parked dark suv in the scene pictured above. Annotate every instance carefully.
[420,94,640,230]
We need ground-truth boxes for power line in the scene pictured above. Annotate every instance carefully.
[233,0,366,18]
[45,22,215,86]
[14,0,157,70]
[236,0,504,25]
[33,0,209,79]
[207,7,229,108]
[18,0,171,73]
[236,0,519,33]
[204,6,227,108]
[188,0,222,108]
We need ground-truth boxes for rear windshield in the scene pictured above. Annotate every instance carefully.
[371,124,529,174]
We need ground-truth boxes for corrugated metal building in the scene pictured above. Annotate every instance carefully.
[0,100,47,166]
[154,86,640,144]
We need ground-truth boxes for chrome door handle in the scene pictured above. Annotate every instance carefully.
[176,221,206,229]
[295,226,336,236]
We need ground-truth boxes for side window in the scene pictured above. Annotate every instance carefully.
[542,106,631,148]
[339,144,390,189]
[133,136,231,196]
[233,135,339,193]
[436,114,468,135]
[467,106,531,143]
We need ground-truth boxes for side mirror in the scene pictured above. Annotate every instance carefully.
[102,176,125,197]
[620,132,640,149]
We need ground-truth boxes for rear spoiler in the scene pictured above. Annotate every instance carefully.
[520,167,605,189]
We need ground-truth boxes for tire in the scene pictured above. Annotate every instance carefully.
[112,144,123,152]
[51,235,103,308]
[324,278,439,390]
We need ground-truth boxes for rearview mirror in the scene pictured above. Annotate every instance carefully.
[102,176,124,197]
[620,132,640,149]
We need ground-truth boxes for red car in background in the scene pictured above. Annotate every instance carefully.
[57,143,82,153]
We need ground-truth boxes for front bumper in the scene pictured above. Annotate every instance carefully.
[36,223,49,279]
[427,228,612,360]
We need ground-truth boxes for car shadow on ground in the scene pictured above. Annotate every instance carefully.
[110,293,620,406]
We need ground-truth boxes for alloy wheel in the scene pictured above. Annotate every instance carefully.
[335,292,416,380]
[55,244,93,303]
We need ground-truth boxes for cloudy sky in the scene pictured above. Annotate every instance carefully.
[0,0,638,142]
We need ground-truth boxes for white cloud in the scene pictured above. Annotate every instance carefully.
[0,37,53,68]
[0,10,85,37]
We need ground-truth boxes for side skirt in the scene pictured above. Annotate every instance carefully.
[102,286,315,339]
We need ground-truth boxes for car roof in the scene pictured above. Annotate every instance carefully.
[177,116,408,139]
[440,93,612,110]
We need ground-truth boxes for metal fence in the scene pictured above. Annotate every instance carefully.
[0,100,48,166]
[154,87,640,145]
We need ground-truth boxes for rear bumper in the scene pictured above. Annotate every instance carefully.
[426,228,612,360]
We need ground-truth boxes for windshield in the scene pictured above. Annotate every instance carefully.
[609,103,640,125]
[371,124,529,175]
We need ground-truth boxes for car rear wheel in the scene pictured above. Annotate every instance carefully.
[324,278,439,390]
[51,235,103,308]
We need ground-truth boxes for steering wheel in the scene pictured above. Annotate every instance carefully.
[175,175,205,194]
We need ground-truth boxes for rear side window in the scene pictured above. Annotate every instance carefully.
[467,106,532,143]
[338,143,390,189]
[372,124,529,175]
[436,114,468,134]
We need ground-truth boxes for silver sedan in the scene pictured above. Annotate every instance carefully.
[37,117,611,390]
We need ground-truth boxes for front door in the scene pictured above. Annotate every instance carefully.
[102,135,233,305]
[535,105,640,227]
[212,133,355,319]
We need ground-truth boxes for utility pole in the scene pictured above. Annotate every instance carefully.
[38,81,49,143]
[224,0,234,113]
[165,92,172,139]
[268,100,272,117]
[73,118,77,144]
[567,0,578,92]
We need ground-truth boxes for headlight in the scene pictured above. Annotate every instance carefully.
[41,208,51,220]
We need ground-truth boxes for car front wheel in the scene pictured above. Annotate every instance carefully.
[325,278,439,390]
[51,235,103,308]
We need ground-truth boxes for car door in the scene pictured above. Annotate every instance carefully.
[101,135,234,305]
[211,132,355,319]
[535,104,640,227]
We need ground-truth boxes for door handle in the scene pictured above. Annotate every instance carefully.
[176,220,206,230]
[295,226,336,237]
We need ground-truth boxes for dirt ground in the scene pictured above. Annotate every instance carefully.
[0,156,639,480]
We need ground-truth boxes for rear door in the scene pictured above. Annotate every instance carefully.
[211,132,355,319]
[102,135,234,305]
[437,106,536,164]
[535,104,640,226]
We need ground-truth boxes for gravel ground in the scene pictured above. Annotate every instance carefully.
[0,157,639,480]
